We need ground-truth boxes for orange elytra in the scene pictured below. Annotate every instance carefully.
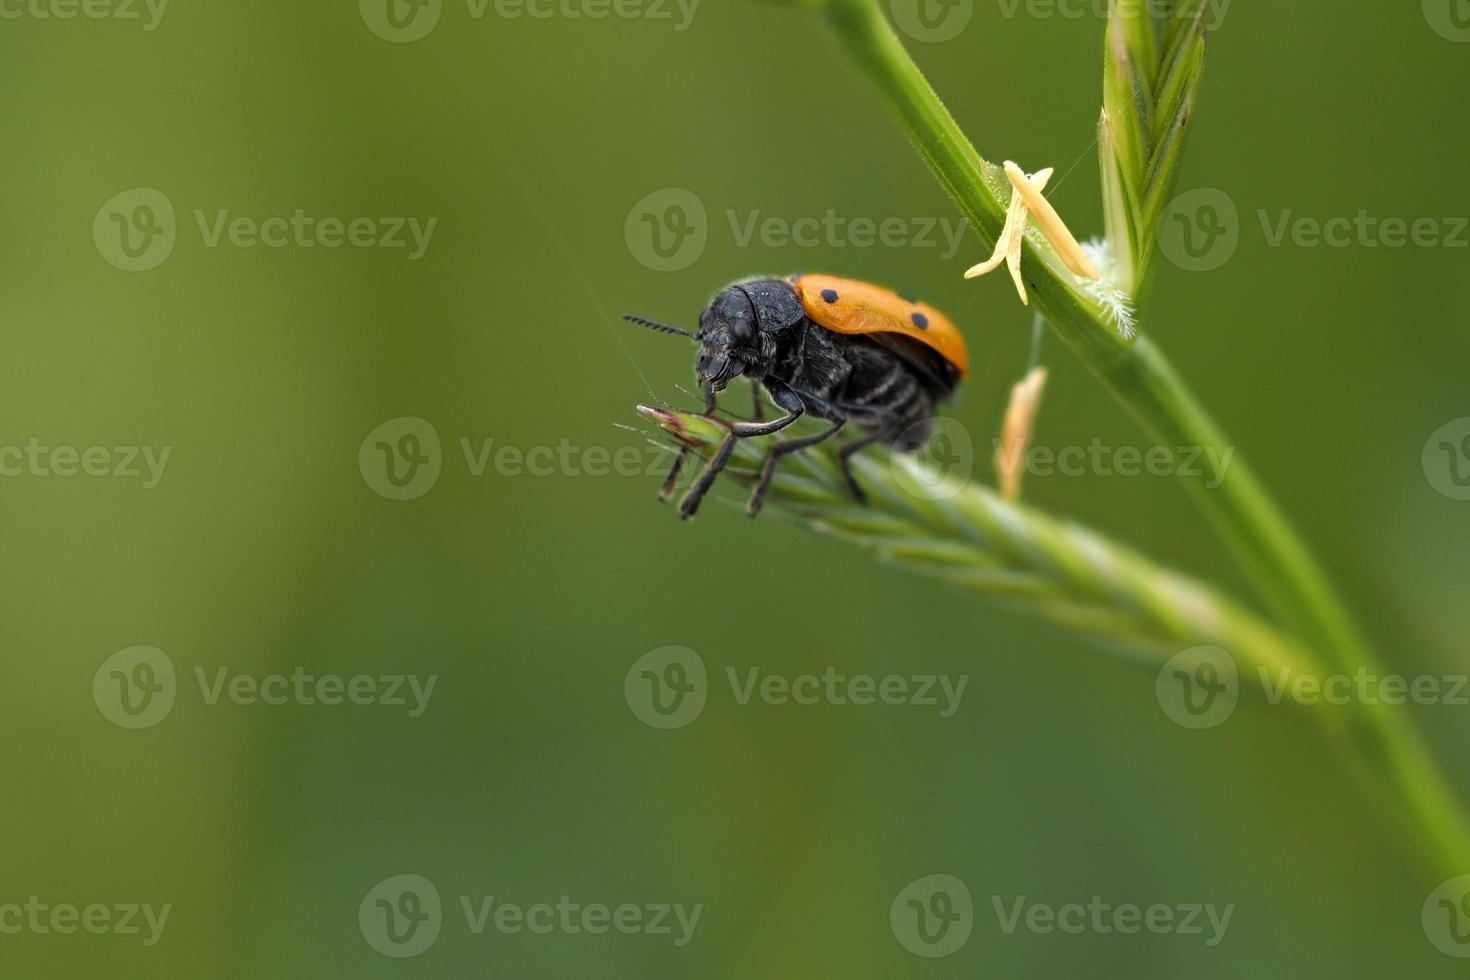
[791,273,970,379]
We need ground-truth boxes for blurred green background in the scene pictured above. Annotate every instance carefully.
[3,0,1469,975]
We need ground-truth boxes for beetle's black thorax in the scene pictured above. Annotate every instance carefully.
[756,318,958,444]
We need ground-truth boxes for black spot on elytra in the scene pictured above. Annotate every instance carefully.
[911,312,930,329]
[820,289,839,303]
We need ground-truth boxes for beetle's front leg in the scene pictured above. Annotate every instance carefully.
[678,379,804,519]
[660,383,719,502]
[727,378,803,438]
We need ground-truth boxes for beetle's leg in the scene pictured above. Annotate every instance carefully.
[658,447,689,502]
[678,379,804,519]
[749,379,764,422]
[725,379,804,438]
[659,382,719,502]
[748,419,845,518]
[676,431,738,519]
[835,429,893,505]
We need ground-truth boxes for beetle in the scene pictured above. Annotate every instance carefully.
[625,273,969,519]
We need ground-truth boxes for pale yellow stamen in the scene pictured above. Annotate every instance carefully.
[995,365,1049,502]
[964,167,1053,305]
[1003,160,1102,282]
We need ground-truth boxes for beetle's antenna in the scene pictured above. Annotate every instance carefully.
[622,313,703,341]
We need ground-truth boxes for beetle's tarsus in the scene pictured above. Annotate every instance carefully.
[747,419,847,518]
[678,430,739,519]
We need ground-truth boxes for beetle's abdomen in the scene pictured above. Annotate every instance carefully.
[768,322,948,445]
[839,352,938,443]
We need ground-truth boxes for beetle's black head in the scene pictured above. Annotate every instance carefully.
[693,279,804,393]
[623,278,805,394]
